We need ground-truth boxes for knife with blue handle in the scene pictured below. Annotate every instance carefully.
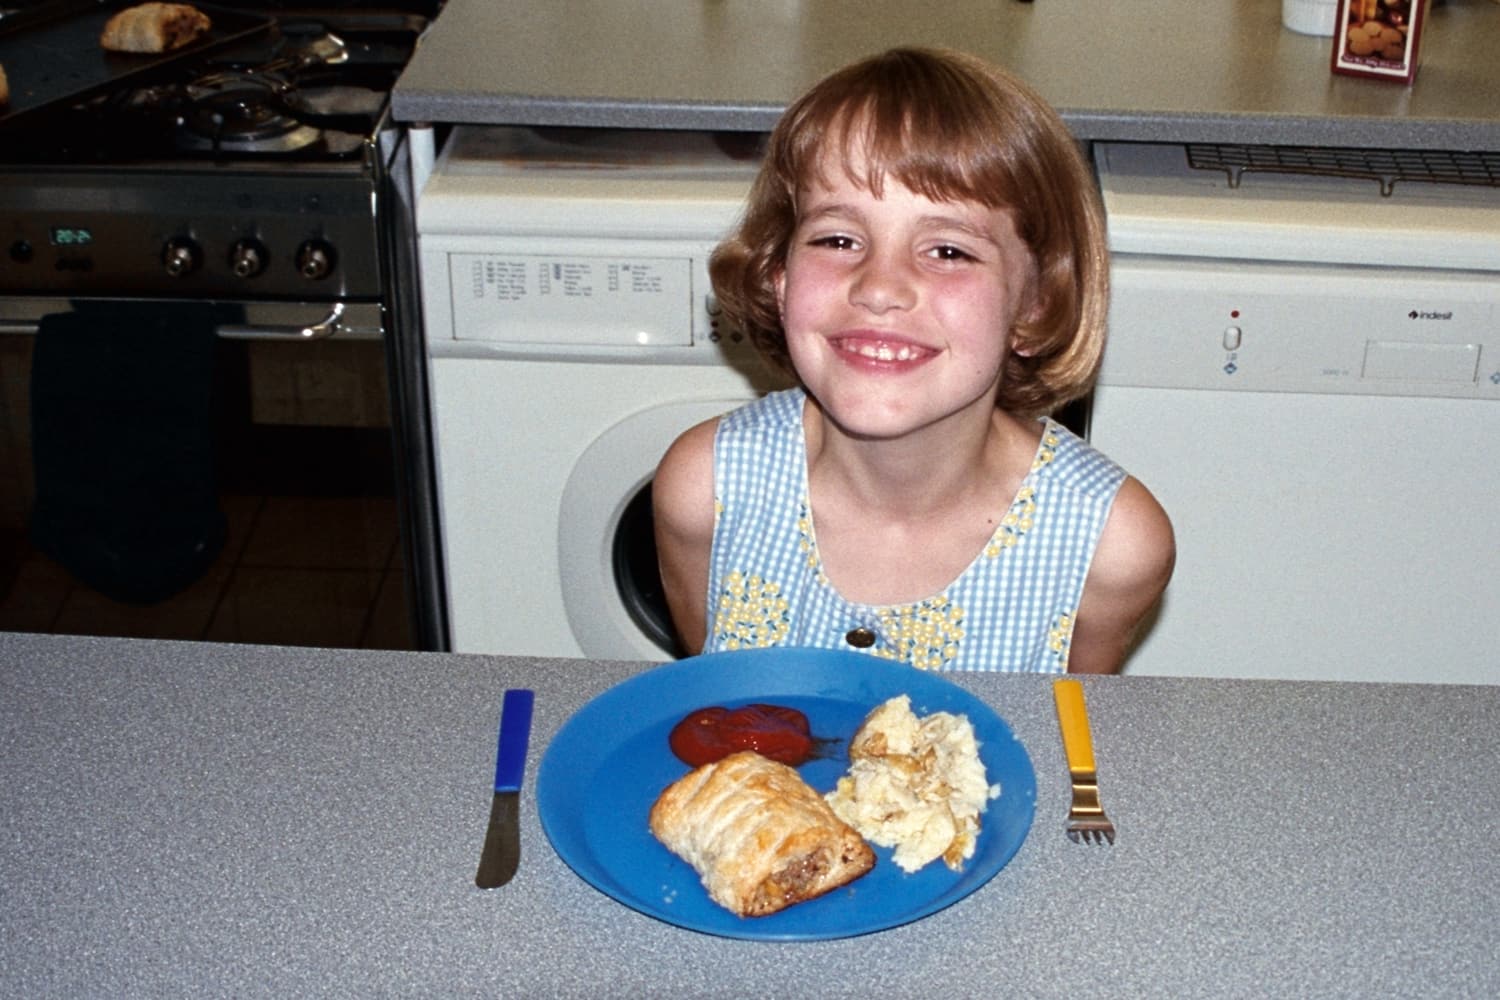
[475,688,534,889]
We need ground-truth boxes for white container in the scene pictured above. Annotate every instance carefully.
[1282,0,1338,35]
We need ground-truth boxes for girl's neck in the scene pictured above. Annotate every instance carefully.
[802,394,1040,521]
[797,394,1046,605]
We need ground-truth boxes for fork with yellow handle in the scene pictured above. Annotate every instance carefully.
[1053,679,1116,845]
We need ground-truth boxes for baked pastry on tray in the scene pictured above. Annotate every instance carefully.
[99,3,212,53]
[649,750,875,917]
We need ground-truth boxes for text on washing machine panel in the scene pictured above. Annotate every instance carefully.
[453,252,693,346]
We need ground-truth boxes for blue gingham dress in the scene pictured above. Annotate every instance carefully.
[702,388,1126,672]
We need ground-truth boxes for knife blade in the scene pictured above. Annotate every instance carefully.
[475,688,534,889]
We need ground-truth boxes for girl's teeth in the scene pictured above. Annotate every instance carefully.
[850,342,920,361]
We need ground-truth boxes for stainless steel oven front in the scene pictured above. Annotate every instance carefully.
[0,1,444,650]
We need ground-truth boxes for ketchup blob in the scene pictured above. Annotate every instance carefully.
[668,703,816,767]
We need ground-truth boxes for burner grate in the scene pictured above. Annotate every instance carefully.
[1185,143,1500,197]
[177,71,322,153]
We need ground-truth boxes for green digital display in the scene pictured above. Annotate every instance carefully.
[50,227,94,247]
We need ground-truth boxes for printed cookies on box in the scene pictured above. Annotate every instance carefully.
[1332,0,1427,84]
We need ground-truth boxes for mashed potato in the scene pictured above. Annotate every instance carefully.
[824,695,1000,873]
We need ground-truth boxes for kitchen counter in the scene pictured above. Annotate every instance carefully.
[3,631,1498,998]
[393,0,1500,150]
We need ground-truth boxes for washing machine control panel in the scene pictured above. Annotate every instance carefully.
[421,236,760,364]
[447,250,697,348]
[417,125,762,365]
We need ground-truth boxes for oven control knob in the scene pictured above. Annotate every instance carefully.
[161,238,201,278]
[295,240,336,280]
[229,239,269,278]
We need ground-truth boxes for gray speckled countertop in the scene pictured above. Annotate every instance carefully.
[392,0,1500,150]
[3,631,1498,998]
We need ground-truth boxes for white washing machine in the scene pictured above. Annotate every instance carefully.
[416,127,787,659]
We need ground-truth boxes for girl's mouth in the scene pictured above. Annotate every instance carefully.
[831,336,936,364]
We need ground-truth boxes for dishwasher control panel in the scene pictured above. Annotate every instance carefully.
[1101,256,1497,400]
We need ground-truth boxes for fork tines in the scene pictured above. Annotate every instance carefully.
[1064,774,1116,845]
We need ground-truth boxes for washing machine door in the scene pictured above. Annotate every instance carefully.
[558,398,750,661]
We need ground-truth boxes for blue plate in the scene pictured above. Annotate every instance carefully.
[536,648,1036,941]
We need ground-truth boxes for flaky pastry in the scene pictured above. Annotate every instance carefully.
[649,750,875,916]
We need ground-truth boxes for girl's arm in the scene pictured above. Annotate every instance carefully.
[652,418,721,656]
[1067,477,1176,674]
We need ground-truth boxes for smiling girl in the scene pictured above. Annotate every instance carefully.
[653,47,1175,673]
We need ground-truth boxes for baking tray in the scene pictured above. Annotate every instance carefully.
[0,0,274,130]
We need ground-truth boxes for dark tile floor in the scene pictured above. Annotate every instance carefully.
[0,493,413,650]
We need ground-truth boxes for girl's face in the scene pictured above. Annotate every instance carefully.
[776,146,1040,443]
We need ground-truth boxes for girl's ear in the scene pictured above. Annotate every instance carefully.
[1009,286,1047,358]
[1011,330,1038,358]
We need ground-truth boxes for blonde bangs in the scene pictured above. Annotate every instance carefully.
[778,62,1033,214]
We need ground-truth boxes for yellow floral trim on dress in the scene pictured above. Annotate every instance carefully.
[795,495,827,582]
[1033,428,1060,470]
[712,571,791,649]
[1048,612,1075,667]
[866,596,966,671]
[985,485,1037,557]
[981,428,1058,559]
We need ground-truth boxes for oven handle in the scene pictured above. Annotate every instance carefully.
[217,303,344,340]
[0,302,377,339]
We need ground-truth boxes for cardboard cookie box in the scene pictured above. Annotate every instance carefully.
[1332,0,1429,83]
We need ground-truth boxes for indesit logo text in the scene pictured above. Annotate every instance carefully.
[1408,309,1454,320]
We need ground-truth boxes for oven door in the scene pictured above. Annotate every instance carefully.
[0,295,414,649]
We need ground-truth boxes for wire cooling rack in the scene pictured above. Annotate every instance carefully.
[1185,143,1500,197]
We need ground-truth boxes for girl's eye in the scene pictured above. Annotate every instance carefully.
[809,234,858,251]
[930,244,977,262]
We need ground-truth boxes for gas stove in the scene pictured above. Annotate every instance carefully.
[0,1,450,653]
[0,1,435,304]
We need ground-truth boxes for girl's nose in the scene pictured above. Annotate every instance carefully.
[848,249,916,313]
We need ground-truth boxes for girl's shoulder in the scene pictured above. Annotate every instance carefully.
[1031,418,1127,499]
[655,416,721,536]
[718,386,805,434]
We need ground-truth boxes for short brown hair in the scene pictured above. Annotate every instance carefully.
[710,47,1108,418]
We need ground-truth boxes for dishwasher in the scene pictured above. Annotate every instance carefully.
[1090,143,1499,685]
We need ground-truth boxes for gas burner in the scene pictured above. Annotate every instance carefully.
[177,73,322,153]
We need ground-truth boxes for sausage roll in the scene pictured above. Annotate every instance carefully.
[99,3,212,53]
[649,750,875,917]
